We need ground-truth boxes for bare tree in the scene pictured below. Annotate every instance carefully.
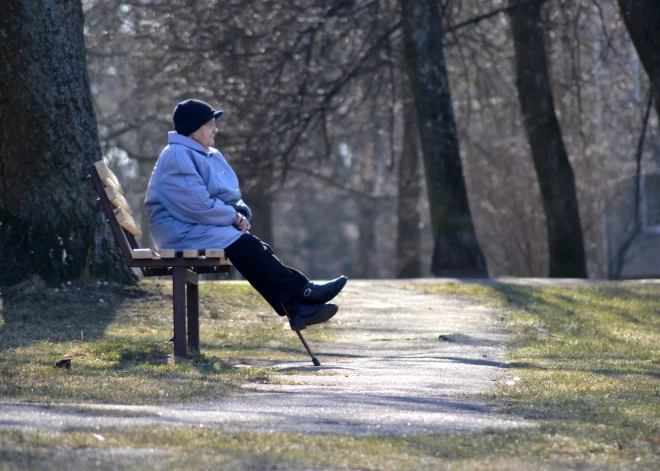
[82,0,659,280]
[0,0,135,286]
[86,0,413,277]
[402,0,488,276]
[508,0,587,277]
[616,0,660,127]
[396,95,423,278]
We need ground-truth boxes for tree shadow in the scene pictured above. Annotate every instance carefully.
[0,277,141,353]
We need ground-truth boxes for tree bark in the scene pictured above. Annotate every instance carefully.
[396,97,422,278]
[0,0,135,286]
[401,0,487,277]
[617,0,660,126]
[508,0,587,278]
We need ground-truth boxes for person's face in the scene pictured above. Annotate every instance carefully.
[191,119,218,149]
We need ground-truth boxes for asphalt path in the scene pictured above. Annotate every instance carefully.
[0,280,528,436]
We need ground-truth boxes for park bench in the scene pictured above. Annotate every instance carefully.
[88,160,321,365]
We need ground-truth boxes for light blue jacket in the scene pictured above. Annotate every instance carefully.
[145,132,252,250]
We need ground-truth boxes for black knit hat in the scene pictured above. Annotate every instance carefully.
[173,99,224,136]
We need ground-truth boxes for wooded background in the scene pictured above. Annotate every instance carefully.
[1,0,659,286]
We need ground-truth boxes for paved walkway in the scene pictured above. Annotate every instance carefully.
[0,280,528,436]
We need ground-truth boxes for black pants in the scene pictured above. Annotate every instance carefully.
[224,233,309,316]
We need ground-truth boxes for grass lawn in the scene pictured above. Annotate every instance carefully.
[0,278,659,470]
[0,276,331,404]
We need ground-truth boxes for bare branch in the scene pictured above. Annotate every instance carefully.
[447,0,550,33]
[287,165,395,200]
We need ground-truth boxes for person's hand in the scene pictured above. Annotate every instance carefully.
[234,212,251,233]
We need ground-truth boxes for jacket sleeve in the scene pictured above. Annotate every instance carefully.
[232,199,252,221]
[156,149,237,226]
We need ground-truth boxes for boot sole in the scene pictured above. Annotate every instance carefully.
[289,305,339,331]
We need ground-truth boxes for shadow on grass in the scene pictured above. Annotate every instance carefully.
[481,282,660,429]
[488,283,660,346]
[0,275,327,379]
[0,276,142,352]
[308,352,364,359]
[433,357,508,368]
[104,339,327,375]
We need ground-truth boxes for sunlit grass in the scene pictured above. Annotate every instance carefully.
[407,281,660,469]
[0,277,333,404]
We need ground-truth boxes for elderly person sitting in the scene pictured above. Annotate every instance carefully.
[145,99,346,331]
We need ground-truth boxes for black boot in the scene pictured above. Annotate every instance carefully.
[286,302,339,331]
[301,276,348,304]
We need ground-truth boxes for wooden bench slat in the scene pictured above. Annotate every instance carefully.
[156,248,231,265]
[102,176,124,194]
[104,187,132,213]
[160,249,176,259]
[205,248,232,265]
[94,161,124,195]
[132,248,161,259]
[183,249,200,258]
[114,207,142,236]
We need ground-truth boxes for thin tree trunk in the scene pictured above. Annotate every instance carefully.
[396,97,422,278]
[401,0,487,277]
[617,0,660,126]
[355,197,377,279]
[354,145,377,279]
[508,0,587,278]
[0,0,135,286]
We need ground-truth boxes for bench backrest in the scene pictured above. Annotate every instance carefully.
[89,161,143,266]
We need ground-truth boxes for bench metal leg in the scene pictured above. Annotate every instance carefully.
[172,266,187,358]
[186,270,200,352]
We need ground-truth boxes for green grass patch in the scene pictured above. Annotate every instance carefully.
[1,422,658,470]
[0,276,333,405]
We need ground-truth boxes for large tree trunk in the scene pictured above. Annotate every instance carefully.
[617,0,660,126]
[396,97,422,278]
[508,0,587,278]
[401,0,487,277]
[0,0,135,286]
